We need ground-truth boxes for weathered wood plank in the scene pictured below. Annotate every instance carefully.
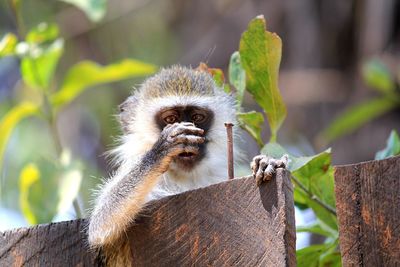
[129,169,296,266]
[0,219,103,266]
[335,155,400,267]
[0,169,295,266]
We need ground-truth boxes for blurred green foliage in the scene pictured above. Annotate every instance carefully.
[0,0,156,224]
[320,59,400,144]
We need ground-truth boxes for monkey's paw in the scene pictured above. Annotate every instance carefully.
[251,154,288,185]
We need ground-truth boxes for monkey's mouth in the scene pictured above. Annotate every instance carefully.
[178,152,197,160]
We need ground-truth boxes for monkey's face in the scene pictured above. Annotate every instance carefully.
[155,105,214,170]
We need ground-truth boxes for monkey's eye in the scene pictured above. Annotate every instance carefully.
[192,113,206,123]
[164,115,178,124]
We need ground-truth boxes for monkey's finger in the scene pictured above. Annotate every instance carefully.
[255,159,267,183]
[255,167,265,186]
[277,154,289,168]
[173,134,205,145]
[251,155,265,175]
[180,122,195,127]
[164,122,179,130]
[256,157,276,184]
[170,125,204,137]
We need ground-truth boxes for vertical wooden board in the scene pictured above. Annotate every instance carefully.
[0,219,103,266]
[335,155,400,266]
[129,169,296,267]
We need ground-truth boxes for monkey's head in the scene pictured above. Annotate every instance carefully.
[117,65,237,174]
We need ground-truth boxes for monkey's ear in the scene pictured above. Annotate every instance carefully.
[118,95,137,134]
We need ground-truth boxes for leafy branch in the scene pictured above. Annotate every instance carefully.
[319,59,400,145]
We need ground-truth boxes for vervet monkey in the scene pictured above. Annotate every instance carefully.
[88,66,287,265]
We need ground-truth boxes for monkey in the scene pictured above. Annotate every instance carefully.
[87,65,288,265]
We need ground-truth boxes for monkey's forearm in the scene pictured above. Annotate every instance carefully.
[88,122,204,247]
[88,149,169,247]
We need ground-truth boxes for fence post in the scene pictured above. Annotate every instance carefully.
[335,155,400,266]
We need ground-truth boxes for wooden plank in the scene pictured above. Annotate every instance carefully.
[0,219,103,266]
[334,155,400,266]
[129,169,296,266]
[0,169,295,266]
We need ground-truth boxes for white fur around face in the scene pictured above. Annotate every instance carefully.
[111,92,239,200]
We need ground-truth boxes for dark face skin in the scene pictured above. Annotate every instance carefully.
[155,105,214,170]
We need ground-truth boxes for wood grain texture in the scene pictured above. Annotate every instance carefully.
[335,155,400,267]
[129,169,296,267]
[0,219,103,266]
[0,169,295,267]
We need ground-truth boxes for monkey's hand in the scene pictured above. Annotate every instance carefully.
[154,122,205,172]
[251,154,288,185]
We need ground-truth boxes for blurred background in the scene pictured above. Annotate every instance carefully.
[0,0,399,250]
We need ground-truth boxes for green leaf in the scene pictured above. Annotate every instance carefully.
[51,59,157,110]
[0,102,39,170]
[21,39,64,90]
[209,67,231,93]
[260,142,287,164]
[211,68,225,88]
[298,245,322,267]
[375,130,400,160]
[19,163,40,224]
[293,151,337,230]
[237,111,264,147]
[261,142,331,172]
[293,151,334,204]
[320,97,398,144]
[362,59,395,93]
[320,252,342,267]
[229,51,246,105]
[297,244,328,267]
[59,0,107,22]
[239,15,287,142]
[199,63,230,93]
[293,186,308,206]
[297,222,337,238]
[0,33,18,57]
[297,240,341,267]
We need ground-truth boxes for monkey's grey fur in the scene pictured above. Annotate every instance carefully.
[88,66,239,264]
[88,65,287,265]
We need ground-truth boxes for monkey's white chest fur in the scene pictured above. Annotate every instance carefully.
[147,144,229,201]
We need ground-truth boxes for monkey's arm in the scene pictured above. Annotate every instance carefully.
[251,154,288,185]
[88,122,204,247]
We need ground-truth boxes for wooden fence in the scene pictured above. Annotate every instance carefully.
[1,155,399,266]
[0,169,296,266]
